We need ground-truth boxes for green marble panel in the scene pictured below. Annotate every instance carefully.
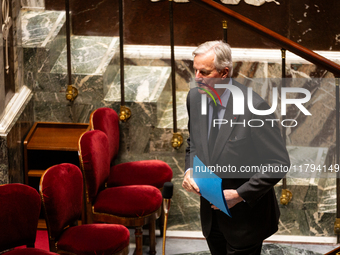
[157,91,188,130]
[51,36,119,75]
[22,10,65,47]
[318,177,336,214]
[104,65,171,103]
[22,10,67,77]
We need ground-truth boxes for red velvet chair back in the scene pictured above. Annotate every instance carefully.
[79,130,110,202]
[40,163,83,240]
[90,107,120,163]
[0,184,41,251]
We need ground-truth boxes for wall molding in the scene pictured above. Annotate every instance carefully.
[0,86,32,136]
[124,45,340,64]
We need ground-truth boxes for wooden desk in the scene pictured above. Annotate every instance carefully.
[24,122,89,184]
[24,122,89,229]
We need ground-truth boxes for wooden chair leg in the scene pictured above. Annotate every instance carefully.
[135,226,143,255]
[49,239,57,253]
[149,219,156,255]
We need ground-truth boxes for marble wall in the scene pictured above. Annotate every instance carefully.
[0,100,34,184]
[0,136,8,184]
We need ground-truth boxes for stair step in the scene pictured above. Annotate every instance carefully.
[51,36,119,75]
[33,36,120,103]
[104,65,171,102]
[22,10,65,48]
[22,9,66,75]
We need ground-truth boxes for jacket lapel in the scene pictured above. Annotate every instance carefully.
[211,93,240,163]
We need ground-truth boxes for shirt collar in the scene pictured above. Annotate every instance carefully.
[208,78,232,107]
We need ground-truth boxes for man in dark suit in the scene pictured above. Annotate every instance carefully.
[182,41,290,255]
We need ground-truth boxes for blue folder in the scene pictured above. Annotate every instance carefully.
[193,156,231,217]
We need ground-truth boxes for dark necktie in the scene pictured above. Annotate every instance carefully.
[208,101,220,160]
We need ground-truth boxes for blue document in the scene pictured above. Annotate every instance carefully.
[193,156,231,217]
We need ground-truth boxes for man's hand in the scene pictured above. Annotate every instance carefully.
[182,169,200,196]
[211,189,243,210]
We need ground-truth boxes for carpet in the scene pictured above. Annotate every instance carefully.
[35,230,49,251]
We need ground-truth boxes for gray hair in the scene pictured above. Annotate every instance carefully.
[193,40,233,77]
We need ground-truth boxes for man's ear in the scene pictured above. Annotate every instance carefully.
[221,67,229,79]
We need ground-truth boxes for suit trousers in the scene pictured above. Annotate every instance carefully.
[206,210,263,255]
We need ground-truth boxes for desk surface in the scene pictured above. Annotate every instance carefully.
[25,122,89,151]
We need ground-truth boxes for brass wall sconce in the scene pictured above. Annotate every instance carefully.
[171,132,183,149]
[66,85,78,102]
[280,189,292,205]
[119,105,131,122]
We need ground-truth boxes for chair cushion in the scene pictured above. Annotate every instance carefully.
[94,185,162,217]
[57,224,129,255]
[5,248,56,254]
[107,160,173,189]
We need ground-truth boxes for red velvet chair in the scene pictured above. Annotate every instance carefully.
[0,183,57,255]
[89,107,173,189]
[39,163,130,255]
[79,130,163,255]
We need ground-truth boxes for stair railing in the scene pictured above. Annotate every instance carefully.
[279,48,292,205]
[118,0,131,122]
[65,0,78,102]
[169,0,184,149]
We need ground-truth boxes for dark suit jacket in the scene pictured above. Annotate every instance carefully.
[185,81,290,247]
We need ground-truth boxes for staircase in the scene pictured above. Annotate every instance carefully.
[21,8,339,240]
[22,9,174,125]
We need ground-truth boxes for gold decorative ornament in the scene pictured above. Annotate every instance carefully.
[280,189,292,205]
[335,218,340,234]
[281,48,286,59]
[119,105,131,122]
[66,85,78,102]
[171,132,183,149]
[222,20,228,29]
